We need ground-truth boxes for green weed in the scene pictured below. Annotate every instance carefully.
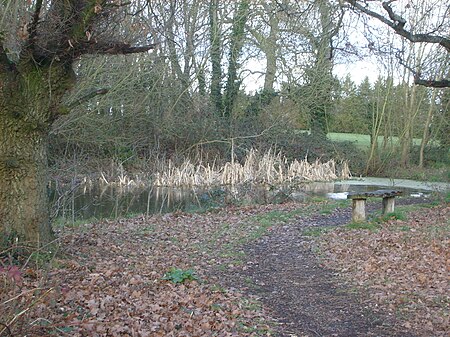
[162,268,198,284]
[52,217,98,229]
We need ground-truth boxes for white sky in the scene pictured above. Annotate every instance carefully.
[242,58,380,94]
[334,59,380,84]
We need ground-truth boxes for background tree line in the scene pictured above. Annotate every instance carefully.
[1,0,448,244]
[51,0,449,175]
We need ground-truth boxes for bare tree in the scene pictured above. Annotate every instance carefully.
[344,0,450,88]
[0,1,156,245]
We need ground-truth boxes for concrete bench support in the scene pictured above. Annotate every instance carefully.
[347,190,402,223]
[351,198,367,223]
[382,196,396,214]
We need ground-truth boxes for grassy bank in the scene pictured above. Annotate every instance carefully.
[327,132,426,150]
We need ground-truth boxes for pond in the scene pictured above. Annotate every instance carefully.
[50,177,449,222]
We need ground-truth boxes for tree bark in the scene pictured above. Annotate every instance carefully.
[0,60,74,245]
[262,4,279,92]
[419,90,436,168]
[223,0,250,119]
[209,0,223,115]
[307,0,341,138]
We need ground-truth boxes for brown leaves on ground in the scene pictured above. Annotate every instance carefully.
[1,203,301,337]
[320,205,449,337]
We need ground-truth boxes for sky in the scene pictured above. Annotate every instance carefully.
[242,58,380,94]
[334,59,380,84]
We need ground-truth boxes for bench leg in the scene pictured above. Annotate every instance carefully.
[352,198,366,223]
[382,197,395,215]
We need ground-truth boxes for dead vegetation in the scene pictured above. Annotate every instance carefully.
[154,149,351,187]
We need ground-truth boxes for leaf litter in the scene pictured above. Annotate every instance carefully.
[319,205,449,337]
[1,200,448,336]
[2,203,301,336]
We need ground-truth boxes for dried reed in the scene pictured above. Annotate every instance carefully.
[153,149,351,187]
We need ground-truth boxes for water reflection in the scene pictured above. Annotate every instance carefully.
[50,179,435,222]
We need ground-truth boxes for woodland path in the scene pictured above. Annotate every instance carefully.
[212,198,428,337]
[3,197,434,336]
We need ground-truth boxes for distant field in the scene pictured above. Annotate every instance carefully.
[327,132,424,150]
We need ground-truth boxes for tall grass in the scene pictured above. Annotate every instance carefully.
[154,149,351,187]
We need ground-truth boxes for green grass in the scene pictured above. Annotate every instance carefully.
[380,211,406,221]
[327,132,424,150]
[302,226,335,237]
[52,217,98,229]
[345,222,381,231]
[237,299,273,335]
[253,210,293,226]
[319,200,350,214]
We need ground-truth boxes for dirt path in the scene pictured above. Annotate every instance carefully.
[3,197,433,336]
[214,199,428,337]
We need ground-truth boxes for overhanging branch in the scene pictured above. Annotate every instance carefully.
[345,0,450,88]
[395,52,450,88]
[93,42,158,55]
[414,77,450,88]
[345,0,450,52]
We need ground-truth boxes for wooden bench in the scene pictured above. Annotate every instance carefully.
[347,190,403,223]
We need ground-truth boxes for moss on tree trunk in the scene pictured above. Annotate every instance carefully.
[0,60,74,246]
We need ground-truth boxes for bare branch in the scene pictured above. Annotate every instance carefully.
[74,42,158,57]
[0,322,12,337]
[344,0,450,87]
[28,0,43,43]
[67,88,109,108]
[394,51,449,88]
[413,77,450,88]
[345,0,450,52]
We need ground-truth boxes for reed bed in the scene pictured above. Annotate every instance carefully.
[154,149,351,187]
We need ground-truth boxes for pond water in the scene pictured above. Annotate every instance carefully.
[50,177,449,222]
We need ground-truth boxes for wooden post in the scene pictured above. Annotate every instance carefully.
[352,198,366,223]
[382,197,395,214]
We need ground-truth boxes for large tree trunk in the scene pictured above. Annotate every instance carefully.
[0,60,74,245]
[1,0,156,247]
[262,5,279,93]
[0,112,54,244]
[307,0,340,138]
